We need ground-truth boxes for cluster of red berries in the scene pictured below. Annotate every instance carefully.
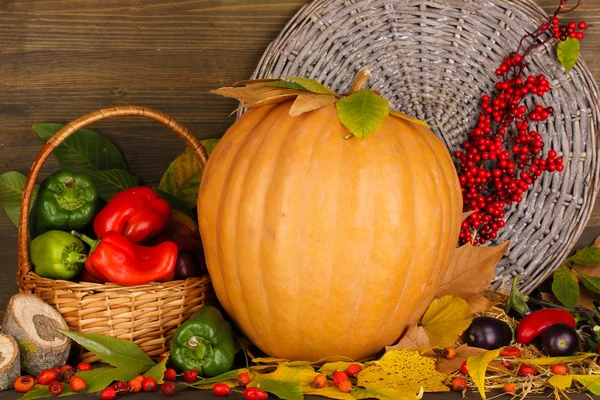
[456,0,584,245]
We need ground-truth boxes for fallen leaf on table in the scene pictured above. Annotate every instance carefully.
[318,361,364,375]
[435,344,509,374]
[572,375,600,395]
[352,386,424,400]
[421,295,472,347]
[357,349,449,393]
[548,374,573,390]
[298,370,354,400]
[247,364,303,400]
[437,242,509,312]
[466,349,501,400]
[386,325,430,352]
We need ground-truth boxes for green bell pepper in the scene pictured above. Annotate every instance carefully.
[32,170,98,236]
[170,306,235,377]
[30,230,87,280]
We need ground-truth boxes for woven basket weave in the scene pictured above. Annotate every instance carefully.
[16,106,215,362]
[250,0,600,293]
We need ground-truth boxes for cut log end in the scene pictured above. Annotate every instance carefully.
[1,294,70,375]
[0,334,20,391]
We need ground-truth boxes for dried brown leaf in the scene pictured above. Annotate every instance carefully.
[462,211,475,221]
[233,78,281,86]
[385,325,430,352]
[435,344,509,375]
[289,94,338,117]
[437,242,510,312]
[210,86,303,104]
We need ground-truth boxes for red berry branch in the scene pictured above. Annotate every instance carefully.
[456,0,586,246]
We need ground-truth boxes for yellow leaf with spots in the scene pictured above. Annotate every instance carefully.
[357,349,449,393]
[421,295,472,347]
[466,349,500,399]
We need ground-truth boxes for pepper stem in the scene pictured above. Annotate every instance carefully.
[347,69,372,95]
[71,231,99,252]
[65,251,87,265]
[57,177,85,210]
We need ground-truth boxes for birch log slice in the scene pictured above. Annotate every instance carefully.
[1,294,70,375]
[0,334,20,391]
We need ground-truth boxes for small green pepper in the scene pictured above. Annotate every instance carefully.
[31,170,98,236]
[30,230,87,280]
[169,306,235,377]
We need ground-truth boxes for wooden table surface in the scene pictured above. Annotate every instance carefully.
[1,0,600,326]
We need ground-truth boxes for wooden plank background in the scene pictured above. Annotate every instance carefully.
[0,0,599,317]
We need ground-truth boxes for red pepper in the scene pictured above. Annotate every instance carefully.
[93,187,171,244]
[76,231,177,285]
[516,308,576,345]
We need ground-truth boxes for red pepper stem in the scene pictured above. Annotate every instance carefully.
[71,230,99,252]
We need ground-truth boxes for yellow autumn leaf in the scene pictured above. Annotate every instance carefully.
[572,375,600,395]
[247,364,303,400]
[548,375,573,390]
[318,361,363,375]
[421,295,472,347]
[389,110,428,126]
[297,370,355,400]
[251,357,290,365]
[466,349,501,400]
[357,349,449,393]
[353,386,424,400]
[513,354,595,365]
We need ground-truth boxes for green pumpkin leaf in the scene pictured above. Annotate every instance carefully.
[552,264,580,306]
[574,268,600,294]
[0,171,39,228]
[158,139,219,209]
[336,88,389,140]
[58,330,155,370]
[352,387,425,400]
[33,123,128,172]
[77,365,146,393]
[466,349,501,400]
[557,37,580,74]
[143,353,169,384]
[505,274,529,315]
[572,375,600,395]
[569,247,600,266]
[282,76,337,95]
[80,168,140,202]
[247,364,303,400]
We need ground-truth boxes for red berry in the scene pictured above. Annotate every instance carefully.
[59,365,76,382]
[579,21,587,30]
[503,383,517,394]
[37,370,59,385]
[451,377,467,392]
[161,382,176,397]
[76,362,93,372]
[576,31,584,40]
[142,377,157,392]
[100,387,117,400]
[345,363,363,377]
[332,371,349,388]
[13,376,35,393]
[500,346,522,358]
[552,17,560,25]
[518,365,537,376]
[48,381,63,396]
[551,364,568,375]
[460,360,469,375]
[237,372,251,386]
[183,369,198,382]
[568,21,577,30]
[69,376,87,393]
[112,381,131,396]
[313,374,327,388]
[163,367,177,382]
[243,387,269,400]
[338,380,353,393]
[212,383,231,396]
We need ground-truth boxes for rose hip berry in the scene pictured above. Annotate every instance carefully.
[332,371,349,388]
[37,369,59,385]
[551,364,568,375]
[163,368,177,382]
[100,387,117,400]
[60,365,76,381]
[51,368,64,381]
[243,387,269,400]
[128,375,144,393]
[112,381,131,396]
[460,360,469,375]
[49,381,64,396]
[183,369,198,382]
[69,376,87,393]
[142,376,157,392]
[500,346,522,358]
[442,347,457,359]
[338,380,352,393]
[345,363,363,377]
[503,383,517,394]
[517,364,537,376]
[451,377,467,392]
[313,374,327,388]
[161,382,176,397]
[76,362,93,372]
[13,376,35,393]
[212,383,231,396]
[237,372,251,386]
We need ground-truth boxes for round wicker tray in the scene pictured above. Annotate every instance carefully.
[251,0,600,293]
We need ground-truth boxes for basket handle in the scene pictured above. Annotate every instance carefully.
[17,106,209,289]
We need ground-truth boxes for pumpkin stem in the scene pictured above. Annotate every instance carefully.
[347,69,372,95]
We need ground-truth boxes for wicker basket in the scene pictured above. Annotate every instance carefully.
[16,106,215,362]
[250,0,600,293]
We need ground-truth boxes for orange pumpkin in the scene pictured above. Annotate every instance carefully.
[198,91,462,361]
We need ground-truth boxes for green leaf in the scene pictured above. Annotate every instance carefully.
[143,353,169,384]
[0,171,39,228]
[574,268,600,294]
[153,187,195,218]
[552,265,580,306]
[548,375,573,390]
[81,168,140,202]
[282,76,337,95]
[33,123,128,172]
[158,139,219,209]
[573,375,600,395]
[261,81,306,90]
[190,368,249,388]
[248,364,303,400]
[77,365,146,393]
[352,387,424,400]
[569,247,600,266]
[505,274,529,315]
[335,87,389,140]
[19,384,77,399]
[58,330,155,369]
[557,37,580,74]
[466,349,501,400]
